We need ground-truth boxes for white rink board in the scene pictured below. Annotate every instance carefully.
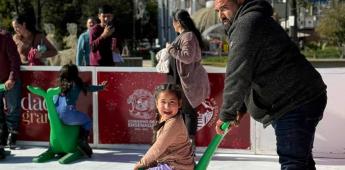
[255,68,345,158]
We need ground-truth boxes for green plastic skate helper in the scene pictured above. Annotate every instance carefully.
[27,85,83,164]
[0,84,6,92]
[195,121,231,170]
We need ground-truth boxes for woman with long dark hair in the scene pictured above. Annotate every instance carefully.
[165,9,210,150]
[12,15,57,65]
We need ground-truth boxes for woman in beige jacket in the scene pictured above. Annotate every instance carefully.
[165,9,210,147]
[134,84,194,170]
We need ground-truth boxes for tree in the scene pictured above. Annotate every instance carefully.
[316,4,345,57]
[0,0,14,29]
[0,0,158,52]
[0,0,35,31]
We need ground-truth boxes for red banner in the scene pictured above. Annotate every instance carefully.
[15,69,250,149]
[195,74,250,149]
[98,72,166,144]
[98,72,250,149]
[18,70,93,142]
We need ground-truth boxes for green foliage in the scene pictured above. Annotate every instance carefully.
[316,5,345,46]
[0,15,13,30]
[0,0,158,52]
[202,44,342,67]
[0,0,32,30]
[202,56,228,67]
[302,43,341,59]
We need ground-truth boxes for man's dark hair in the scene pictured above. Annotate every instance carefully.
[98,5,113,14]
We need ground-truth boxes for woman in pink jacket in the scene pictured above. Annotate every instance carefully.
[165,9,210,148]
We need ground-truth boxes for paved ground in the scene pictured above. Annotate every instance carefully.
[1,146,345,170]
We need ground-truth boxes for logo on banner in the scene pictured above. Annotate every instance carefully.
[127,89,156,130]
[197,98,218,131]
[127,89,155,119]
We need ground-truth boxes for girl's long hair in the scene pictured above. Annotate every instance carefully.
[151,84,182,144]
[172,9,204,49]
[58,64,87,95]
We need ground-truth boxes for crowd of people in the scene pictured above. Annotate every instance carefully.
[0,1,328,170]
[6,5,123,67]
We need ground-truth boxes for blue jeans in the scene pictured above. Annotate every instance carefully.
[54,95,91,131]
[0,81,22,145]
[59,105,92,131]
[0,81,22,130]
[272,93,327,170]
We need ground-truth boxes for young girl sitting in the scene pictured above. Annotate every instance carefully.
[55,64,107,157]
[134,84,195,170]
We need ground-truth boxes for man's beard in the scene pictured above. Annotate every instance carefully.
[222,17,234,36]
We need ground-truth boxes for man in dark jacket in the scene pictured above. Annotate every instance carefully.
[214,0,327,169]
[0,29,21,159]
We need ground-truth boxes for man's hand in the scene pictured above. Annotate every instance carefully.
[101,25,115,38]
[4,80,15,90]
[234,111,248,126]
[215,112,248,135]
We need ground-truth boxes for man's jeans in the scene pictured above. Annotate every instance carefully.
[272,93,327,170]
[0,81,22,145]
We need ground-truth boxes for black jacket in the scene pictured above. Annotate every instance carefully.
[220,0,327,127]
